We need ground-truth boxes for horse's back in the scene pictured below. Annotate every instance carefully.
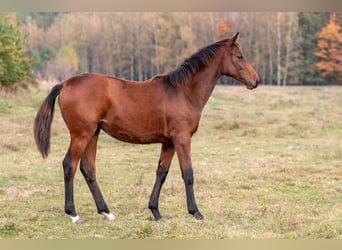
[57,73,169,142]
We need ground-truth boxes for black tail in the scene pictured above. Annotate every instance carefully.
[34,84,63,158]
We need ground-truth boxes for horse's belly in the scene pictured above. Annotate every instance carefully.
[100,119,168,144]
[111,131,166,144]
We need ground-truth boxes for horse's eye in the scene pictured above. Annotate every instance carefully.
[237,55,243,59]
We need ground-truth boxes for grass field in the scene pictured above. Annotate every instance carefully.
[0,85,341,239]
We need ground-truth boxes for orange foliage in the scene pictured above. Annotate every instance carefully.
[215,18,232,40]
[314,13,342,83]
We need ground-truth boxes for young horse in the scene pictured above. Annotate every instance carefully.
[34,32,259,224]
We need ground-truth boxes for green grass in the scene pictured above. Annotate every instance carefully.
[0,86,341,238]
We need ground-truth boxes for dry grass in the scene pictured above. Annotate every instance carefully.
[0,86,341,239]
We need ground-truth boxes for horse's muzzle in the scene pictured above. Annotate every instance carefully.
[246,79,259,89]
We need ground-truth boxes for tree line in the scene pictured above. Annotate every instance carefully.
[0,12,341,87]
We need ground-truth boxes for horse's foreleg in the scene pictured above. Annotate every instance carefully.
[174,135,203,220]
[80,130,115,222]
[148,143,175,221]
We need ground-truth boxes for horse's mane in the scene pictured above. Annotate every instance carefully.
[166,39,228,86]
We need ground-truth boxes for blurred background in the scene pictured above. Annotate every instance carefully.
[0,12,341,89]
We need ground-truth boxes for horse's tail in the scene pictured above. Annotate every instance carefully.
[34,83,63,158]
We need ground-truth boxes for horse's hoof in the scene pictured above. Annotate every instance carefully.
[150,208,162,221]
[154,216,163,222]
[194,211,204,220]
[70,215,83,224]
[102,212,115,221]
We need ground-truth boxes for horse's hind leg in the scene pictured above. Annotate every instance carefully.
[80,128,115,221]
[63,135,90,224]
[148,143,175,221]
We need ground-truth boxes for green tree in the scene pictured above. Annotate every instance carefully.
[0,13,32,87]
[298,12,328,84]
[17,12,60,30]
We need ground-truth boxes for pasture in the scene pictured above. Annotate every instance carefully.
[0,85,341,239]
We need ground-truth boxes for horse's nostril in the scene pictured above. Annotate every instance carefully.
[255,78,260,87]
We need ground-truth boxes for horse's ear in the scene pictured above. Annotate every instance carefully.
[227,32,240,47]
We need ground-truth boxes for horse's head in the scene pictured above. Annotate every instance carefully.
[222,32,259,89]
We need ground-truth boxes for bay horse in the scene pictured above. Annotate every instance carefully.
[34,32,259,224]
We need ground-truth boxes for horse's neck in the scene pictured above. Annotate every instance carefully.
[184,55,223,111]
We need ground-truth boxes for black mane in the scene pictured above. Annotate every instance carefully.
[167,39,228,86]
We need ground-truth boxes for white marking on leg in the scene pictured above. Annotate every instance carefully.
[102,212,115,221]
[70,215,82,224]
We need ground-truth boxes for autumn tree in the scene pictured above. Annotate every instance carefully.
[215,18,232,40]
[20,15,54,76]
[314,13,342,84]
[153,13,185,74]
[45,45,79,81]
